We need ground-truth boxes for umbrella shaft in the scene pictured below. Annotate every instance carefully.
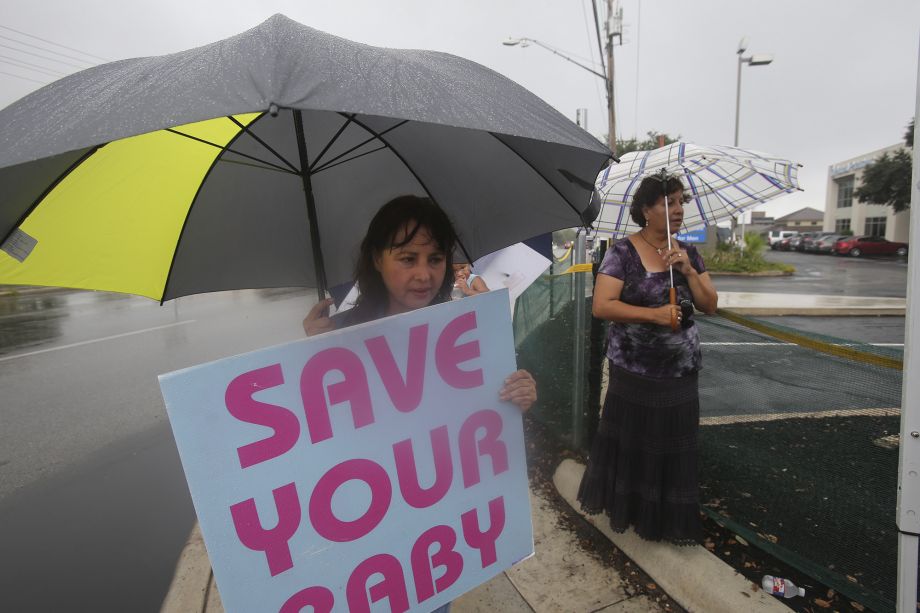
[294,110,328,301]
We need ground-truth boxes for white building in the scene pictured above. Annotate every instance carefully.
[823,144,910,242]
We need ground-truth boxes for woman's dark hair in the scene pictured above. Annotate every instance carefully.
[352,195,457,319]
[629,175,686,226]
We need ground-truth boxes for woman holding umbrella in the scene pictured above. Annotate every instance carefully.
[578,175,718,544]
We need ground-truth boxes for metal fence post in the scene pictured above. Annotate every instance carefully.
[572,230,586,449]
[896,35,920,612]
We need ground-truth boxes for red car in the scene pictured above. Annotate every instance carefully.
[833,235,908,257]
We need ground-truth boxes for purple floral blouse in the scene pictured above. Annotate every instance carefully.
[598,238,706,379]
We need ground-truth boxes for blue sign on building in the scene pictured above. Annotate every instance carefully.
[675,228,707,243]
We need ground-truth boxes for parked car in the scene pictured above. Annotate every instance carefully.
[812,234,844,254]
[833,235,909,257]
[775,235,796,251]
[768,230,797,249]
[803,233,837,253]
[791,232,820,252]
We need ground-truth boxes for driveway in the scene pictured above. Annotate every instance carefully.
[712,250,907,298]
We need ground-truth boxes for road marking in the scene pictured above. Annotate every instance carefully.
[0,320,196,362]
[701,407,900,426]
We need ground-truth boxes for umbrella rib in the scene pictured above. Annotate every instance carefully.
[226,115,299,173]
[165,128,296,175]
[311,118,409,174]
[160,116,271,303]
[488,132,594,225]
[308,113,357,171]
[311,145,389,175]
[0,145,102,247]
[344,115,474,265]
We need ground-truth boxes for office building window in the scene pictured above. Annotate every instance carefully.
[836,176,854,209]
[865,216,887,237]
[835,219,851,233]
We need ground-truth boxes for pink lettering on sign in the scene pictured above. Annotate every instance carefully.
[435,311,483,389]
[225,364,300,469]
[309,458,392,542]
[346,553,410,613]
[229,482,301,577]
[410,524,464,604]
[461,496,506,568]
[365,324,428,413]
[279,586,334,613]
[459,409,509,488]
[300,348,374,444]
[393,425,453,509]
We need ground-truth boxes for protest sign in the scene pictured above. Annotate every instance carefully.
[159,289,533,612]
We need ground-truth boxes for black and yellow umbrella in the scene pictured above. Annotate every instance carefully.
[0,14,610,302]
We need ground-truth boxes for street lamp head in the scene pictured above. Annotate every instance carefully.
[502,37,528,47]
[747,53,774,66]
[737,36,748,54]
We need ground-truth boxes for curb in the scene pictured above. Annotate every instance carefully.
[716,292,906,317]
[720,306,905,316]
[553,459,792,613]
[161,524,220,613]
[708,271,792,277]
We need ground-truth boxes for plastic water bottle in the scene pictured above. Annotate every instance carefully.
[451,283,464,300]
[762,575,805,599]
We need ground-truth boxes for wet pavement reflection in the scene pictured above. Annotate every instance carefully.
[0,286,316,612]
[0,291,68,354]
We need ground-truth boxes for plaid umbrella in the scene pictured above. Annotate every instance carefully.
[593,142,802,238]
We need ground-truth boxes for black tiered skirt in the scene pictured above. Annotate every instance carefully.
[577,363,702,544]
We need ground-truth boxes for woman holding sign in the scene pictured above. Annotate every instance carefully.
[577,175,717,544]
[303,196,535,613]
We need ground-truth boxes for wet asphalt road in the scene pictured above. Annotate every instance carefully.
[0,287,318,613]
[0,250,909,611]
[714,249,908,297]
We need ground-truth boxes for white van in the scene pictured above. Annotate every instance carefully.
[768,230,797,248]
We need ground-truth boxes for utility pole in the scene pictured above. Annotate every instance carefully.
[605,0,622,156]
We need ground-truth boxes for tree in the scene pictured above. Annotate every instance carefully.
[614,131,680,156]
[854,119,913,212]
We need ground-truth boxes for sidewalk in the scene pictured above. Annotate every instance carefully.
[161,474,788,613]
[162,481,665,613]
[718,290,905,316]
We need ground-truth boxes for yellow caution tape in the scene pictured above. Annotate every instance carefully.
[562,263,594,274]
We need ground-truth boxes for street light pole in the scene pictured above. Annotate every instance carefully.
[503,28,619,155]
[733,37,773,147]
[733,37,773,248]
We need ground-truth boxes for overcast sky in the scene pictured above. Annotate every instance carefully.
[1,0,918,220]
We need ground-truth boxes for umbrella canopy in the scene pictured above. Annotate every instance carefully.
[594,142,801,238]
[0,14,610,301]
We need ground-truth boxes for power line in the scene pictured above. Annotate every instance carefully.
[0,32,96,67]
[0,23,110,62]
[0,53,68,78]
[0,41,90,71]
[580,0,606,129]
[0,69,47,85]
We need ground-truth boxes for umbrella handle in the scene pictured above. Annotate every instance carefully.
[669,287,679,331]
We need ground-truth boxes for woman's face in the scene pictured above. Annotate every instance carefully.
[644,189,685,233]
[374,223,447,315]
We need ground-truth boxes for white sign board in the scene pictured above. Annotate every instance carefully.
[469,243,551,308]
[159,289,534,612]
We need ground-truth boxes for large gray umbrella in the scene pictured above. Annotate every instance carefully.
[0,14,610,301]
